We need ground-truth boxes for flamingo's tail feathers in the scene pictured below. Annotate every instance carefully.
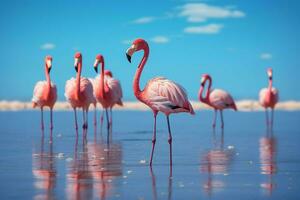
[187,101,195,115]
[232,103,238,111]
[32,102,37,108]
[117,100,123,106]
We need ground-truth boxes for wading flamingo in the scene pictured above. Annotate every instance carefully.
[198,74,237,129]
[126,38,194,167]
[259,68,279,127]
[65,52,95,130]
[92,54,123,132]
[32,56,57,130]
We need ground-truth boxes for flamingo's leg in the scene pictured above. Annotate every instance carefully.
[220,110,224,129]
[50,108,53,130]
[82,108,87,129]
[93,105,97,126]
[212,109,217,128]
[41,107,44,130]
[166,115,173,169]
[74,108,78,130]
[86,108,89,129]
[109,107,113,127]
[100,109,104,132]
[149,112,157,166]
[271,108,274,128]
[265,108,269,127]
[105,109,110,140]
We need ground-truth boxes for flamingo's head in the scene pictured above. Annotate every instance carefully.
[93,54,104,73]
[201,74,211,86]
[45,56,52,73]
[104,70,113,77]
[126,38,148,63]
[267,68,273,79]
[74,52,82,72]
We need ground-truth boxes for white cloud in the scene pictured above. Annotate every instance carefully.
[260,53,272,60]
[184,24,223,34]
[40,43,55,50]
[151,36,169,44]
[132,16,155,24]
[179,3,245,22]
[121,40,132,45]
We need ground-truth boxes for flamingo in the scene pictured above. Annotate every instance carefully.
[125,38,194,167]
[259,68,279,126]
[65,52,95,130]
[32,56,57,130]
[198,74,237,129]
[92,54,123,132]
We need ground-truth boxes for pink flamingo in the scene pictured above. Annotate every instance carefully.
[32,56,57,130]
[65,52,95,130]
[92,54,123,132]
[259,68,279,126]
[198,74,237,129]
[126,38,194,167]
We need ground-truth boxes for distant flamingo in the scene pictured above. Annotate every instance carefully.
[259,68,279,126]
[92,54,123,132]
[126,38,194,167]
[32,56,57,130]
[65,52,95,130]
[198,74,237,129]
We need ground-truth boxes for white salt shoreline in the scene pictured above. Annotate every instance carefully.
[1,100,300,111]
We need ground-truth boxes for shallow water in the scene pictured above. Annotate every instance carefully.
[0,111,300,199]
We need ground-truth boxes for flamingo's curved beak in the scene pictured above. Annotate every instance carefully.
[126,53,131,63]
[74,58,79,72]
[126,45,136,63]
[46,59,52,73]
[93,59,99,73]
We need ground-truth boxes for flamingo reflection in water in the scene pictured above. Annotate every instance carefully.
[66,130,93,200]
[32,130,56,200]
[87,139,123,200]
[149,167,172,200]
[201,129,234,196]
[259,129,277,195]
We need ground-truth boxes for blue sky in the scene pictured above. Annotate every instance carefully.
[0,0,299,101]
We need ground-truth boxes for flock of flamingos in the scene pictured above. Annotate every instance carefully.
[32,38,279,166]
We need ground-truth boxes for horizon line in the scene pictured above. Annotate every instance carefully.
[1,100,300,111]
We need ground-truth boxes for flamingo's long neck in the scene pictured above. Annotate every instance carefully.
[99,60,105,99]
[134,46,149,100]
[45,63,51,99]
[76,62,82,100]
[198,78,212,103]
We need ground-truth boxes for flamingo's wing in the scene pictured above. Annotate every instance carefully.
[80,77,96,105]
[210,89,237,110]
[64,78,76,101]
[32,81,46,103]
[145,77,194,114]
[106,76,123,106]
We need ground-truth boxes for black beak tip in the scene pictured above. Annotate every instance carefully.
[126,53,131,63]
[48,68,51,73]
[94,67,98,73]
[75,66,78,72]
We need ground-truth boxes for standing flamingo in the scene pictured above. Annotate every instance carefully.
[198,74,237,129]
[92,54,123,132]
[32,56,57,130]
[125,38,194,167]
[259,68,279,126]
[65,52,95,130]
